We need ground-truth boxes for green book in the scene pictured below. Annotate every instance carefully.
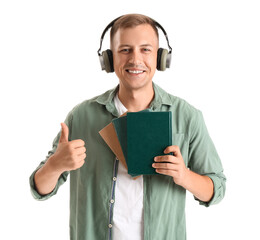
[127,111,172,175]
[112,109,152,177]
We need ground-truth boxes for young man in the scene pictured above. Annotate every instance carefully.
[30,14,226,240]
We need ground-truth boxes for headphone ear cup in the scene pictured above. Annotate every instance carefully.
[157,48,169,71]
[102,49,114,73]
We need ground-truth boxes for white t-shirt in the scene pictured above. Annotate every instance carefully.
[113,94,144,240]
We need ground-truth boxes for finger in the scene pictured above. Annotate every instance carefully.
[77,153,86,161]
[70,139,85,148]
[164,145,181,156]
[74,146,86,155]
[154,155,177,163]
[81,153,87,159]
[155,168,177,177]
[71,158,85,170]
[59,123,69,143]
[152,162,177,170]
[78,158,86,167]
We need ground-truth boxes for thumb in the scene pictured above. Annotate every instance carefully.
[59,122,69,143]
[164,145,181,156]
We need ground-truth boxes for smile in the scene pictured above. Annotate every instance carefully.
[126,70,145,74]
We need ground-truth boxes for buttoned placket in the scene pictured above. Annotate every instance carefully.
[108,157,119,240]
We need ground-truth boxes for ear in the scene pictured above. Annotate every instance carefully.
[157,48,169,71]
[99,49,114,73]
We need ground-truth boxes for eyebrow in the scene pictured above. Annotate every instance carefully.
[118,44,154,48]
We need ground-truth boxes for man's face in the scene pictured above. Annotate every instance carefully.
[111,24,159,91]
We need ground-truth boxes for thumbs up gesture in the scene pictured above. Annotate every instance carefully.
[49,123,86,173]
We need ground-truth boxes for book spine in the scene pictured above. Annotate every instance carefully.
[169,112,173,155]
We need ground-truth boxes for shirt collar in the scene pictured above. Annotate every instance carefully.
[149,82,172,110]
[95,85,119,117]
[95,82,172,116]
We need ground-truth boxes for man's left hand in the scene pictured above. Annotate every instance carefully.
[152,145,188,187]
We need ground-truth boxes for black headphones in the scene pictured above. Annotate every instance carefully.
[97,15,172,73]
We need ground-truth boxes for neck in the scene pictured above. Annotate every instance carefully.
[118,82,154,112]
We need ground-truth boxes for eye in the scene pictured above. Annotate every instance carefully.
[120,49,130,53]
[143,48,151,52]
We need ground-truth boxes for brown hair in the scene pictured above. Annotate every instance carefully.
[110,14,159,44]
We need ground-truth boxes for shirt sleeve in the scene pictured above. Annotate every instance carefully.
[29,111,73,201]
[188,110,226,207]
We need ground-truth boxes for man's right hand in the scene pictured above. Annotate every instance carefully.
[34,123,86,195]
[48,123,86,173]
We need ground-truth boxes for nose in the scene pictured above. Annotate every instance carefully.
[128,49,142,65]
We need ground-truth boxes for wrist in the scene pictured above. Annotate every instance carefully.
[178,168,192,190]
[45,154,64,177]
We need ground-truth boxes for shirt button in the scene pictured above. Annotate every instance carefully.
[110,199,115,204]
[113,177,117,181]
[108,224,113,228]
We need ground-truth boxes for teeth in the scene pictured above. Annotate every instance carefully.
[128,70,144,74]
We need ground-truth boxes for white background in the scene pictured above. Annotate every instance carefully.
[1,0,259,239]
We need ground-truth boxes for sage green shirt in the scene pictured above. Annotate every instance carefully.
[30,83,226,240]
